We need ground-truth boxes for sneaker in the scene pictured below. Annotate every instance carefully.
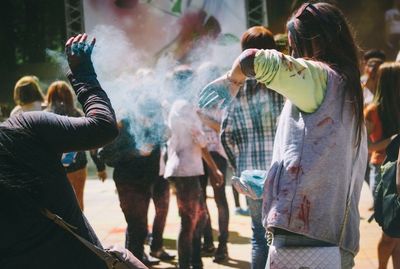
[241,208,250,216]
[150,248,175,261]
[234,207,250,216]
[213,244,228,263]
[142,253,160,266]
[234,207,243,215]
[201,243,215,256]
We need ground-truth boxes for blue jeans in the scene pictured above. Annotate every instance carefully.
[247,197,268,269]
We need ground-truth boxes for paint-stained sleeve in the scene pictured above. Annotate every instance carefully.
[247,49,328,113]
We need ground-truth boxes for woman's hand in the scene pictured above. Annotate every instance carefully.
[97,170,108,182]
[210,169,224,188]
[65,33,96,77]
[201,148,223,188]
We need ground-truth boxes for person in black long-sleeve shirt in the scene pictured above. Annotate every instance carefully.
[92,103,172,265]
[0,34,144,269]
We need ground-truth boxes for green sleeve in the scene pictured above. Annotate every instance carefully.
[253,50,328,113]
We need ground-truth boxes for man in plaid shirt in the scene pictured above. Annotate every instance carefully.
[220,26,285,269]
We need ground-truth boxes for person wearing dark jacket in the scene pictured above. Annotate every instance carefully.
[0,34,148,269]
[93,106,171,266]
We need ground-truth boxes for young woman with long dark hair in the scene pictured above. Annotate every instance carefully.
[219,25,285,269]
[199,2,367,268]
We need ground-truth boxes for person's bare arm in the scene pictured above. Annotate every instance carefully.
[201,148,224,188]
[368,135,397,153]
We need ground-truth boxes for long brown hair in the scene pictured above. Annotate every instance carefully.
[373,62,400,137]
[46,81,79,116]
[287,2,364,147]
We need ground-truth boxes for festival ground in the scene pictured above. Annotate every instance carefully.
[84,177,392,269]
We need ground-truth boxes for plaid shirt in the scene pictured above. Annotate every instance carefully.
[220,79,284,176]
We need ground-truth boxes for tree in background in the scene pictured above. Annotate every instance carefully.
[0,0,66,104]
[0,0,65,68]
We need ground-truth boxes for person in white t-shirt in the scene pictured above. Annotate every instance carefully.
[164,66,223,269]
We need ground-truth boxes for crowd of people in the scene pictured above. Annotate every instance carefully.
[1,2,400,269]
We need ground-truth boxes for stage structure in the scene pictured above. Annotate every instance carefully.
[64,0,85,37]
[246,0,268,27]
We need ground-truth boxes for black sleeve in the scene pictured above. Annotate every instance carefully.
[9,74,118,153]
